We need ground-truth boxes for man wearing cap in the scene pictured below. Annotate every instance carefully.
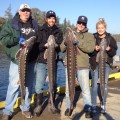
[60,16,95,118]
[0,3,39,120]
[33,10,63,116]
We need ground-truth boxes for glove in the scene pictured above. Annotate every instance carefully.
[19,37,26,47]
[73,40,79,46]
[44,43,48,48]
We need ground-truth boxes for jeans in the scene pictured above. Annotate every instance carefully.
[65,68,92,111]
[3,61,36,115]
[35,61,65,94]
[91,63,110,106]
[35,63,48,94]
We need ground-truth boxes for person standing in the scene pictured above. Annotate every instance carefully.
[33,10,63,116]
[89,18,117,114]
[0,4,39,120]
[61,16,95,118]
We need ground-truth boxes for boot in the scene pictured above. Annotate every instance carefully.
[85,111,93,118]
[33,93,43,116]
[64,108,73,116]
[48,102,60,114]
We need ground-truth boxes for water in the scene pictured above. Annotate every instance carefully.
[0,52,10,101]
[0,52,66,102]
[0,43,120,102]
[117,43,120,55]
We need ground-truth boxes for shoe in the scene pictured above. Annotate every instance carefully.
[64,108,73,116]
[101,105,106,114]
[92,106,97,114]
[33,93,43,117]
[1,114,10,120]
[85,111,93,118]
[22,111,33,118]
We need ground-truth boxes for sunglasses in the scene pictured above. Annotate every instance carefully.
[21,9,31,12]
[77,22,86,26]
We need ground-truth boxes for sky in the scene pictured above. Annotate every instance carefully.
[0,0,120,34]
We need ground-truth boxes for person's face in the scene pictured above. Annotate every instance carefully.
[46,17,56,27]
[18,9,31,23]
[76,22,86,32]
[96,24,106,36]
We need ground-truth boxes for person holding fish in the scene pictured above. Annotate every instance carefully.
[34,10,63,116]
[60,16,95,118]
[89,18,117,114]
[0,4,39,120]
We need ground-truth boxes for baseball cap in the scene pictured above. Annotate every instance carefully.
[19,4,31,11]
[46,10,56,18]
[77,16,88,24]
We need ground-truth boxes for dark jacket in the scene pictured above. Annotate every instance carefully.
[37,23,63,63]
[89,32,118,70]
[0,13,39,64]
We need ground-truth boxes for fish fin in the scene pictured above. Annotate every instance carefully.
[15,48,22,60]
[44,49,48,59]
[76,47,81,55]
[96,52,100,62]
[55,43,58,48]
[46,76,49,82]
[17,80,20,85]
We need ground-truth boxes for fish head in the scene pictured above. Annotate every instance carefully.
[65,27,77,44]
[26,36,36,50]
[47,35,57,47]
[100,38,107,50]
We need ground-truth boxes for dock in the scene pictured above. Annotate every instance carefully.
[0,78,120,120]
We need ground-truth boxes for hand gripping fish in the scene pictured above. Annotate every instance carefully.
[44,35,58,113]
[15,36,36,106]
[98,38,107,99]
[65,27,77,113]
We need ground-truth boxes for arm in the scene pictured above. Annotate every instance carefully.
[77,33,95,53]
[54,29,63,45]
[60,39,66,53]
[106,36,118,57]
[0,22,19,47]
[37,28,47,52]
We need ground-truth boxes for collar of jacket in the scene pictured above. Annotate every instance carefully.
[93,32,111,45]
[93,32,111,39]
[40,23,58,31]
[11,13,38,31]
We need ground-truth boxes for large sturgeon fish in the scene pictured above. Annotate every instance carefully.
[65,27,77,113]
[98,38,107,99]
[15,36,36,106]
[44,35,58,113]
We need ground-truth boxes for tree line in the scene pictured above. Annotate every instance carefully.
[0,5,76,51]
[0,5,75,33]
[0,5,120,51]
